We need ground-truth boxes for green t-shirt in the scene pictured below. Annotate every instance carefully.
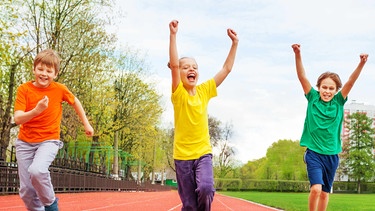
[300,88,347,155]
[171,79,217,160]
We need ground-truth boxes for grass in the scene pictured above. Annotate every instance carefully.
[219,191,375,211]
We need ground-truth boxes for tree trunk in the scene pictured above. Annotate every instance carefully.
[357,179,361,194]
[0,64,17,161]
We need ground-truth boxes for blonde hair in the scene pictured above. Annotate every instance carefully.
[34,49,61,74]
[167,57,197,69]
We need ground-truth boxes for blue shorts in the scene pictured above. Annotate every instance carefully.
[303,149,339,193]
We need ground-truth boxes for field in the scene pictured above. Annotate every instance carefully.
[220,191,375,211]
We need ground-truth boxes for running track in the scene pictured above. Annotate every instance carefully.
[1,191,283,211]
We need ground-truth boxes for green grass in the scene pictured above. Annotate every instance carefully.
[219,191,375,211]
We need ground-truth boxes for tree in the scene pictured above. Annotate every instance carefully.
[240,157,266,179]
[1,0,166,180]
[208,116,236,178]
[215,122,235,178]
[344,112,375,193]
[257,139,306,180]
[0,0,33,161]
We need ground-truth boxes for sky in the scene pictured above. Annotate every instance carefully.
[109,0,375,163]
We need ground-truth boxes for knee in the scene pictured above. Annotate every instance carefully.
[28,164,48,179]
[310,184,322,196]
[320,191,329,200]
[197,182,214,197]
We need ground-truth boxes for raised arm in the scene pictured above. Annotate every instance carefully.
[72,97,94,137]
[340,53,368,99]
[168,20,180,92]
[291,44,311,94]
[214,29,239,87]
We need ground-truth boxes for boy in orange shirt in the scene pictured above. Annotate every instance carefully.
[14,49,94,211]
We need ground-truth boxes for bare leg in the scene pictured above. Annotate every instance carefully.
[308,184,322,211]
[317,191,329,211]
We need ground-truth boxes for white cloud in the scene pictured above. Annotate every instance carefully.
[112,0,375,163]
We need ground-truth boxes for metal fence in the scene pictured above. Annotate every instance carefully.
[0,161,172,194]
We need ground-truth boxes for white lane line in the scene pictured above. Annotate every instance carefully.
[167,203,182,211]
[215,196,234,211]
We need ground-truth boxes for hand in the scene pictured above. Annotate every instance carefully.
[291,44,301,54]
[360,53,369,63]
[84,124,94,137]
[169,20,179,34]
[34,96,49,114]
[227,28,239,43]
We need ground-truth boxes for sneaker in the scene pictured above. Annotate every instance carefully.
[45,198,59,211]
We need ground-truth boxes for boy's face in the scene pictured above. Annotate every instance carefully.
[179,58,199,88]
[318,77,337,102]
[32,62,57,88]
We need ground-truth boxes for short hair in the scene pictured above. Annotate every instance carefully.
[33,49,61,74]
[316,71,342,90]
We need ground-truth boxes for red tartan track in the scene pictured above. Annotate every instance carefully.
[0,191,283,211]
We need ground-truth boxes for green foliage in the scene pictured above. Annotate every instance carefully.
[241,139,307,181]
[0,0,168,178]
[214,178,242,191]
[240,157,265,179]
[343,112,375,192]
[214,178,310,192]
[241,179,310,192]
[334,181,375,193]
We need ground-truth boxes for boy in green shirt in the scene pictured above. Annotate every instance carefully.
[292,43,368,211]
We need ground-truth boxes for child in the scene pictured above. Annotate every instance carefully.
[291,44,368,211]
[168,20,238,210]
[14,49,94,211]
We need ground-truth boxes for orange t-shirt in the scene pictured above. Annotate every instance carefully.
[14,81,75,143]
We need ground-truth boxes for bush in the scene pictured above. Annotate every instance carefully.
[215,178,310,192]
[214,178,242,191]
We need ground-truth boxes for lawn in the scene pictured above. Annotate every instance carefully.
[219,191,375,211]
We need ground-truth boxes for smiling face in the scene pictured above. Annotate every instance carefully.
[32,63,57,88]
[316,72,342,102]
[318,77,337,102]
[179,57,199,89]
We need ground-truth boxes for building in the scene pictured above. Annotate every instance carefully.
[337,100,375,181]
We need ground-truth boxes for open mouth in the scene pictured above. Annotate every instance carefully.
[187,73,196,81]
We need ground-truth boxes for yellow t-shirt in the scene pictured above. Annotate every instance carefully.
[14,81,75,143]
[171,79,217,160]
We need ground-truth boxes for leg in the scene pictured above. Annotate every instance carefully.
[317,191,329,211]
[16,139,44,211]
[195,154,215,211]
[308,184,322,211]
[305,149,324,211]
[29,140,61,206]
[175,159,198,211]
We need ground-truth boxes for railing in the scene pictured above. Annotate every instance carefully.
[0,161,171,194]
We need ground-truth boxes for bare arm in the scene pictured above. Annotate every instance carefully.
[168,20,180,92]
[14,96,49,125]
[341,54,368,99]
[214,29,239,87]
[72,97,94,136]
[291,44,311,94]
